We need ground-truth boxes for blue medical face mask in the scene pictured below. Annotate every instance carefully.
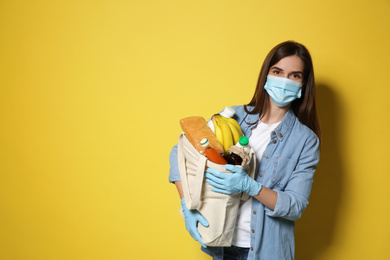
[264,75,303,107]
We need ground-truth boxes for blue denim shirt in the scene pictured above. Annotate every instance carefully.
[169,105,320,260]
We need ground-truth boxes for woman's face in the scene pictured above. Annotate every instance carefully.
[268,55,304,83]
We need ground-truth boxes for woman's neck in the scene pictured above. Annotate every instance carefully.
[260,101,290,124]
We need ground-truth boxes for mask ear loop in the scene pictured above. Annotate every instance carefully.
[299,80,307,100]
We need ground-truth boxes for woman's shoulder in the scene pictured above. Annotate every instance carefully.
[231,105,254,113]
[231,105,256,118]
[230,105,254,124]
[231,105,245,115]
[293,117,319,142]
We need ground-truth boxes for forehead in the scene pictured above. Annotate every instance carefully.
[272,55,304,72]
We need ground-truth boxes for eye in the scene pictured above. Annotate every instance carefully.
[271,69,282,75]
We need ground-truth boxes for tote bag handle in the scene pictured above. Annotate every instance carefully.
[178,132,206,210]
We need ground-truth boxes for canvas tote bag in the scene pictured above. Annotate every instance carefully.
[178,132,257,247]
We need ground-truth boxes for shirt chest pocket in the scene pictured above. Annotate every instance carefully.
[270,157,298,190]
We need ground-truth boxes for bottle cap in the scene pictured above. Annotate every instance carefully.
[200,138,209,147]
[207,119,215,133]
[239,136,249,146]
[220,106,235,118]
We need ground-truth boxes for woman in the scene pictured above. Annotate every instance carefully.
[169,40,321,260]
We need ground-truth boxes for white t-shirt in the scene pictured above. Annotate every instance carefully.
[231,120,280,248]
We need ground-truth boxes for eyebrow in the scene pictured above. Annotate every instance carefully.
[270,66,303,74]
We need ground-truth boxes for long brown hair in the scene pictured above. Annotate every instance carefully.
[244,40,321,142]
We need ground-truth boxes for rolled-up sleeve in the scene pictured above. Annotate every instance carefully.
[266,134,320,221]
[169,144,181,183]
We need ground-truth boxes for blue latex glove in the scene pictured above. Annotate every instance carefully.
[205,164,262,196]
[181,198,209,248]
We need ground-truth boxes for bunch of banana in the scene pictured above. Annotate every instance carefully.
[211,114,244,152]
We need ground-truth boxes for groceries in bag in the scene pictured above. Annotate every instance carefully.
[180,107,251,165]
[207,106,235,133]
[200,138,228,165]
[177,107,257,247]
[180,116,224,155]
[177,132,257,247]
[224,136,251,166]
[210,113,244,153]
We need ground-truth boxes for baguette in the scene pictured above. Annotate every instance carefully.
[180,116,224,155]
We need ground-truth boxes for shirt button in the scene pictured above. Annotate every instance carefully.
[264,155,268,159]
[253,211,256,215]
[252,229,255,233]
[259,174,262,178]
[251,247,253,251]
[272,139,277,144]
[280,133,283,138]
[272,131,276,135]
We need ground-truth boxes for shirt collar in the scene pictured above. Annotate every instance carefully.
[273,109,296,141]
[244,107,296,141]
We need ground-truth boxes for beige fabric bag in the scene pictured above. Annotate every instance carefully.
[178,132,257,247]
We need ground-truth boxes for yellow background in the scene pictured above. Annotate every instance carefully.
[1,1,389,259]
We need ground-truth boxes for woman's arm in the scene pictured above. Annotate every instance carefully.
[169,144,182,182]
[264,135,320,220]
[169,144,184,199]
[253,186,278,211]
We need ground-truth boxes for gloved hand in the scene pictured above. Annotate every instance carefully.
[205,164,262,196]
[181,198,209,248]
